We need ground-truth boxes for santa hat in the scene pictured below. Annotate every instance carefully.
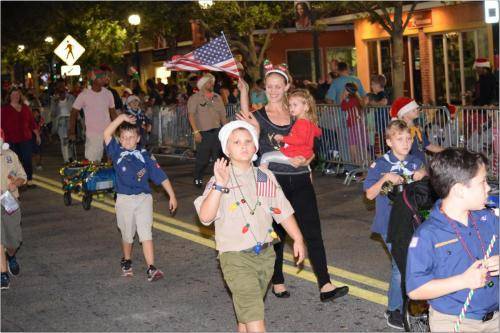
[218,120,259,162]
[197,73,215,90]
[473,58,490,69]
[390,97,419,120]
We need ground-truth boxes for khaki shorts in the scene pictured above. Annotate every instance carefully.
[115,193,153,243]
[219,247,275,324]
[85,134,104,162]
[1,205,22,249]
[429,306,499,332]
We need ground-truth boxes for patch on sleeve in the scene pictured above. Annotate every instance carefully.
[370,162,377,168]
[409,237,419,248]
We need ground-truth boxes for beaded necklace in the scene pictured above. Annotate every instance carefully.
[229,163,277,254]
[440,206,494,287]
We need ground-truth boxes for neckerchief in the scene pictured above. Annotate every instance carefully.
[410,126,423,142]
[117,149,145,165]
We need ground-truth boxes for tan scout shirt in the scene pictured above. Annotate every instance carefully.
[194,165,294,253]
[187,91,226,132]
[1,149,27,198]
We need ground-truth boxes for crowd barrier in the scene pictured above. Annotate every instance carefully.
[154,102,499,185]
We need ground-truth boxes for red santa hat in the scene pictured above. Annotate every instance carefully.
[390,97,419,120]
[473,58,490,69]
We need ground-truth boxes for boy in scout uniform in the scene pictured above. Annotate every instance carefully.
[1,130,27,290]
[194,120,305,332]
[364,120,426,329]
[407,148,499,332]
[187,73,228,188]
[104,113,178,282]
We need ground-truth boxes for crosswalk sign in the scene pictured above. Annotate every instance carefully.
[54,35,85,66]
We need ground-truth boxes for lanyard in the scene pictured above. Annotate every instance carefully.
[440,206,487,262]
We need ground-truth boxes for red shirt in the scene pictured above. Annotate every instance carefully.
[281,118,321,159]
[341,97,362,127]
[1,104,36,143]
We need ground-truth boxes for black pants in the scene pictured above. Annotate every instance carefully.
[194,129,221,180]
[9,140,33,181]
[271,173,331,289]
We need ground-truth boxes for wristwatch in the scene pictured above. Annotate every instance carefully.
[211,184,229,193]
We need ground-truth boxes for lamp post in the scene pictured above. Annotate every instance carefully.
[128,14,141,78]
[45,36,54,79]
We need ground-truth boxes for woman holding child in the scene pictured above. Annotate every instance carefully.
[237,61,349,302]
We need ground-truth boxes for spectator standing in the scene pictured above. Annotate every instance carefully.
[472,58,497,106]
[51,79,75,163]
[163,77,178,105]
[1,87,40,187]
[250,79,267,111]
[365,74,389,157]
[325,62,365,105]
[130,78,144,99]
[187,73,227,187]
[146,78,163,148]
[341,82,366,165]
[68,69,117,162]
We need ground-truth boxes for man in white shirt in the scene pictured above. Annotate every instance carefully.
[68,69,117,162]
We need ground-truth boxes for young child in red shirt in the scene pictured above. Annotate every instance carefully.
[260,89,321,167]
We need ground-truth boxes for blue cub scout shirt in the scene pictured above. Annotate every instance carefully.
[406,201,499,319]
[363,151,424,235]
[106,137,167,195]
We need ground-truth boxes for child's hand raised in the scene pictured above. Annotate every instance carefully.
[120,113,136,124]
[214,158,230,186]
[293,239,306,265]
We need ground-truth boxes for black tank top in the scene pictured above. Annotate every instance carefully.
[254,108,310,175]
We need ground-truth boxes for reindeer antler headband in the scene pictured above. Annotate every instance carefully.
[263,59,289,84]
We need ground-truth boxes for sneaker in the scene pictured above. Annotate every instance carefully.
[1,272,10,290]
[120,258,133,277]
[193,179,203,188]
[384,310,404,330]
[146,265,164,282]
[6,253,19,276]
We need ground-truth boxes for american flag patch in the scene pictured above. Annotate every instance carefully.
[256,169,276,197]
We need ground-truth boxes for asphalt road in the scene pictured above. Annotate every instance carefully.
[1,143,400,332]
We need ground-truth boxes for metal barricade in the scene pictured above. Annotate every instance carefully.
[155,104,195,160]
[453,106,499,180]
[226,103,240,121]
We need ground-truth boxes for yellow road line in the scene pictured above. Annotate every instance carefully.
[33,175,389,304]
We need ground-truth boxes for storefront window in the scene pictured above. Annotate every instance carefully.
[287,49,317,82]
[326,47,357,74]
[432,35,446,105]
[445,32,462,104]
[432,28,491,105]
[462,31,477,103]
[367,41,378,78]
[380,40,393,88]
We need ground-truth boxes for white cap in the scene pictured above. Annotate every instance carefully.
[218,120,259,161]
[197,73,215,90]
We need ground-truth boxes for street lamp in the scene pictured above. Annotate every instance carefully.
[45,36,55,78]
[128,14,141,78]
[17,44,25,52]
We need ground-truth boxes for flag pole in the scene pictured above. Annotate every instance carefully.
[220,31,240,78]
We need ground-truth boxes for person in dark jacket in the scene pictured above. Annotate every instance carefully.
[472,58,498,106]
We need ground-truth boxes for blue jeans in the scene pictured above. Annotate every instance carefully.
[381,234,403,312]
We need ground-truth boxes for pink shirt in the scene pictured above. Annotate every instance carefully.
[72,88,114,135]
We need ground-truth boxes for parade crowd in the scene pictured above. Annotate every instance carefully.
[0,56,498,333]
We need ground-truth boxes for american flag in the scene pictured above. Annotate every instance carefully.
[164,33,240,78]
[256,169,276,197]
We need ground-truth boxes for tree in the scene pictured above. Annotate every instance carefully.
[195,1,294,82]
[350,1,419,99]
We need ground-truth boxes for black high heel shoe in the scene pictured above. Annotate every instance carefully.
[320,286,349,302]
[271,288,291,298]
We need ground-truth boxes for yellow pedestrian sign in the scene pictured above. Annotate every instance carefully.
[54,35,85,66]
